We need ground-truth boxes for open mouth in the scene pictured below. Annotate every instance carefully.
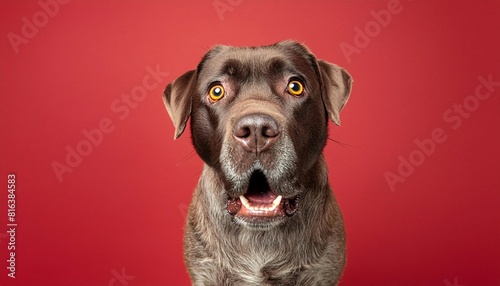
[227,170,299,226]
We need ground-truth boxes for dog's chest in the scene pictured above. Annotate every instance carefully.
[223,241,298,285]
[230,261,297,286]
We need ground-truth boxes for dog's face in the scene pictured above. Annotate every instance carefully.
[164,41,352,230]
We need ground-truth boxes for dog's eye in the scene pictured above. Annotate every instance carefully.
[208,84,225,102]
[287,80,304,96]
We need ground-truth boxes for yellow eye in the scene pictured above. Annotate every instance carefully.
[208,84,225,102]
[287,80,304,96]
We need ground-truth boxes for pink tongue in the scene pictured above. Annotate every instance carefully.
[245,191,277,204]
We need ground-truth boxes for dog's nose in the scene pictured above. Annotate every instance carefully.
[233,114,280,153]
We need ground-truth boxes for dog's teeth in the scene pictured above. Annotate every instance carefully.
[240,195,281,212]
[239,196,251,209]
[272,195,283,207]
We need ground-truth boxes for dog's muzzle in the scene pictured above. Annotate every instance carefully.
[225,113,299,228]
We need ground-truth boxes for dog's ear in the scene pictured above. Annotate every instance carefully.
[317,60,353,126]
[162,70,196,139]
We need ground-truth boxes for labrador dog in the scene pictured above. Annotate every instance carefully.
[163,40,353,285]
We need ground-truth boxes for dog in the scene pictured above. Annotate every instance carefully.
[163,40,353,285]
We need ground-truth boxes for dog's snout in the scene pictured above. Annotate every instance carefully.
[233,114,280,153]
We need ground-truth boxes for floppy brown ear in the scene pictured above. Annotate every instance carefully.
[162,70,197,139]
[317,60,353,126]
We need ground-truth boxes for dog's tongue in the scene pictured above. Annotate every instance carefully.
[246,171,276,204]
[245,190,277,204]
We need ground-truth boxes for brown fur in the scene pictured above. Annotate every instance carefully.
[163,41,353,285]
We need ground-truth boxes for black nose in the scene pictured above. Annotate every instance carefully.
[233,114,280,153]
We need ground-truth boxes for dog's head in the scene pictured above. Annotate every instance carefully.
[163,41,352,229]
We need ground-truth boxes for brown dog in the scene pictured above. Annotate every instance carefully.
[163,40,352,285]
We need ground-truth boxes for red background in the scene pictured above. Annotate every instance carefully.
[1,1,499,285]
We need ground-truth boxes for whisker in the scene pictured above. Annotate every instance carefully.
[192,169,203,178]
[175,149,197,167]
[173,148,203,178]
[327,137,356,150]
